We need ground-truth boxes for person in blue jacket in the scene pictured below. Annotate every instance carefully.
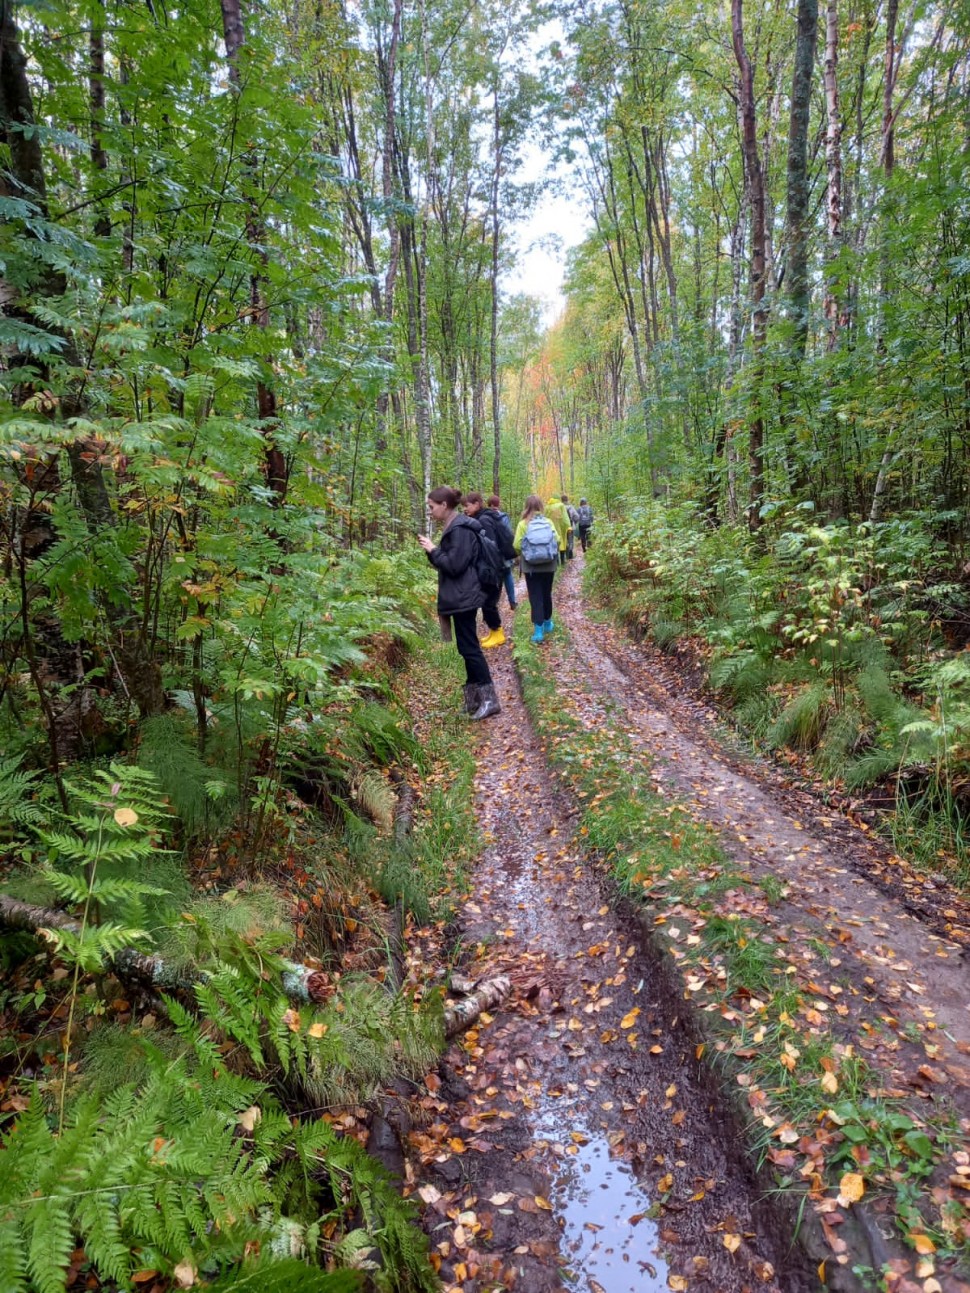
[418,486,501,720]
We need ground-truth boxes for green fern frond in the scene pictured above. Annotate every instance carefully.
[0,1219,28,1293]
[203,1258,361,1291]
[25,1195,74,1293]
[0,756,44,836]
[708,649,775,703]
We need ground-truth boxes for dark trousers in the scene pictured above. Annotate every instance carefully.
[524,572,554,626]
[578,525,590,552]
[452,609,492,686]
[481,593,501,631]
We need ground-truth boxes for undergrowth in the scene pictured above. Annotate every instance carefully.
[0,613,470,1291]
[586,503,970,889]
[511,609,966,1269]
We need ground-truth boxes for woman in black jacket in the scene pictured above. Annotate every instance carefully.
[418,486,501,720]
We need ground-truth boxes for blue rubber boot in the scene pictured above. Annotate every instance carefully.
[530,625,544,644]
[542,618,554,634]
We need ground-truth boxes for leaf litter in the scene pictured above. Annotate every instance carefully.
[401,572,804,1292]
[541,559,970,1290]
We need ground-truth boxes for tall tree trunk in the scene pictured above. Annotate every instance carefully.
[731,0,768,533]
[870,0,900,523]
[489,78,502,495]
[785,0,818,359]
[88,0,111,239]
[219,0,287,503]
[823,0,844,350]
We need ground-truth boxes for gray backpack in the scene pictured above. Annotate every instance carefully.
[520,515,559,563]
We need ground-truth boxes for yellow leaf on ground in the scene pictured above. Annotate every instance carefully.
[821,1071,839,1094]
[620,1008,640,1029]
[837,1172,865,1205]
[723,1233,741,1253]
[910,1233,936,1255]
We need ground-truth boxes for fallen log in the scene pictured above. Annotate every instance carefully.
[0,894,330,1002]
[443,975,512,1038]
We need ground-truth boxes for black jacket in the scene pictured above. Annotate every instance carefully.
[427,514,486,615]
[479,508,516,561]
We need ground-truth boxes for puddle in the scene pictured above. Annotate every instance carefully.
[533,1101,670,1293]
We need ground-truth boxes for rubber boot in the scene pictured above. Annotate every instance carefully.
[481,626,506,648]
[530,625,544,644]
[471,683,501,720]
[462,683,481,715]
[542,618,554,634]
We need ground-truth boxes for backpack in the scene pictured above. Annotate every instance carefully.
[474,527,504,592]
[520,515,559,564]
[577,504,593,527]
[483,510,516,562]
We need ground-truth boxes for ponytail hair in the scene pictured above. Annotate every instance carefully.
[428,486,462,509]
[522,494,544,519]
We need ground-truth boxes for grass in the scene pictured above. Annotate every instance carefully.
[511,606,968,1271]
[391,637,479,919]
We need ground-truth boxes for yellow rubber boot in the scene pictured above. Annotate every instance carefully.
[481,627,506,648]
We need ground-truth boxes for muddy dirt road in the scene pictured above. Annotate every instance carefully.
[408,557,970,1293]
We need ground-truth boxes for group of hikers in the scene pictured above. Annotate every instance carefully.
[418,488,594,721]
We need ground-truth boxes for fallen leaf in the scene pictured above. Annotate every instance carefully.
[723,1233,741,1253]
[837,1172,865,1206]
[114,806,138,827]
[173,1261,196,1289]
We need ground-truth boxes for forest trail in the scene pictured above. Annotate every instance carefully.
[411,558,970,1293]
[556,567,970,1077]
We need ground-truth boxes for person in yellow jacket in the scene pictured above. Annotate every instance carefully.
[545,496,571,566]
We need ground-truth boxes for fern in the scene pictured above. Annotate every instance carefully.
[767,682,831,751]
[29,764,174,972]
[816,705,868,778]
[649,614,685,651]
[155,885,291,972]
[138,712,238,839]
[0,756,45,836]
[0,1035,435,1292]
[708,649,775,703]
[204,1259,361,1291]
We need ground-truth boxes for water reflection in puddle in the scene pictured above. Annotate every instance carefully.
[533,1103,670,1292]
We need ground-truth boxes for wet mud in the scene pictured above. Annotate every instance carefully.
[409,566,813,1292]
